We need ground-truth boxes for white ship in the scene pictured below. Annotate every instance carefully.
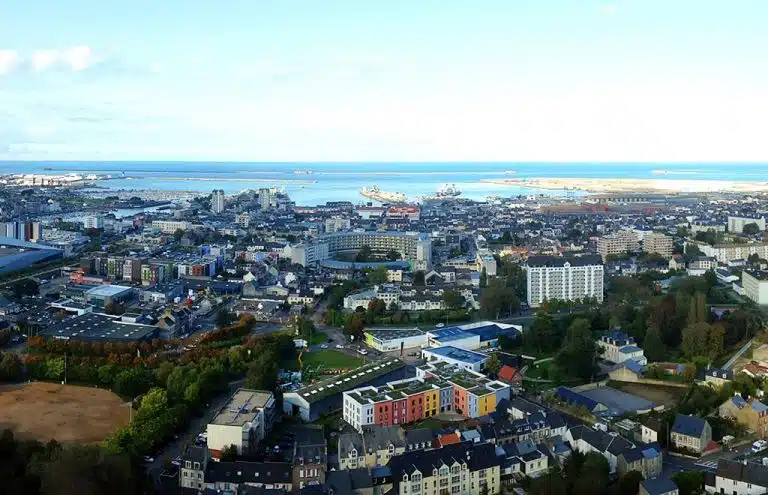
[360,185,407,203]
[293,169,314,175]
[419,184,462,201]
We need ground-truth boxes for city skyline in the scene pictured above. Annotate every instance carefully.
[1,0,767,162]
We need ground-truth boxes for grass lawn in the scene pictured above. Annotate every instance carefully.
[310,331,329,345]
[283,350,364,371]
[525,360,554,380]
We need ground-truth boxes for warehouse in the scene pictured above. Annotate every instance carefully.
[39,312,158,342]
[84,285,135,310]
[364,328,427,352]
[426,321,522,350]
[282,359,410,421]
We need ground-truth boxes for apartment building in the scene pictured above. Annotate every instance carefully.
[742,270,768,305]
[212,189,225,214]
[325,217,351,233]
[389,442,502,495]
[206,389,276,457]
[696,242,768,263]
[597,230,639,260]
[728,215,766,233]
[236,212,250,228]
[343,364,510,431]
[643,232,674,258]
[525,255,604,308]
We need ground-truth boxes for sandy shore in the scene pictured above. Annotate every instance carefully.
[482,178,768,194]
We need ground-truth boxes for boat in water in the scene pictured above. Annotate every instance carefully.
[360,185,407,203]
[293,169,314,175]
[419,184,462,201]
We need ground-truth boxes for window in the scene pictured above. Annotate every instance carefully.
[194,462,200,470]
[185,461,191,469]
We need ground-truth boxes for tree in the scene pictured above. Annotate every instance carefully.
[112,368,154,398]
[216,309,234,328]
[672,471,705,495]
[0,352,23,381]
[368,266,389,285]
[485,353,502,374]
[479,279,520,319]
[220,444,238,462]
[386,249,401,261]
[743,222,761,235]
[11,279,39,299]
[686,292,708,326]
[556,318,598,381]
[707,323,725,361]
[355,245,373,262]
[681,322,711,359]
[617,470,644,495]
[479,267,487,288]
[441,290,465,310]
[643,323,666,362]
[173,228,185,241]
[573,452,609,495]
[136,388,169,420]
[683,363,697,382]
[39,443,143,495]
[526,311,555,353]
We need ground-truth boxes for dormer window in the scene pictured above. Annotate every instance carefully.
[403,474,409,481]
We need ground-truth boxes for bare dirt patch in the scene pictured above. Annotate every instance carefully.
[0,382,130,444]
[608,381,686,407]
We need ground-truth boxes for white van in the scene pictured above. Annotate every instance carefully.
[752,440,767,453]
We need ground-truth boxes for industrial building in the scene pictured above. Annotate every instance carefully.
[0,237,62,275]
[206,389,275,457]
[425,321,522,350]
[363,328,427,352]
[39,312,158,342]
[282,360,410,421]
[525,255,604,308]
[83,284,134,309]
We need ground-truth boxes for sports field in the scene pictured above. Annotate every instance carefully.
[0,382,130,444]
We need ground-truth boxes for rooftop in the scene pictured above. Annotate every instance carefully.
[364,328,426,341]
[424,345,488,364]
[85,284,133,298]
[39,312,157,342]
[212,389,274,426]
[291,359,407,404]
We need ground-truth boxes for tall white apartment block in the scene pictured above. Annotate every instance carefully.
[526,255,604,308]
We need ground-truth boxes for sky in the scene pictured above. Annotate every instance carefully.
[1,0,767,162]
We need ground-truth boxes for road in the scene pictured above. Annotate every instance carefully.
[723,338,755,370]
[0,264,77,287]
[148,378,245,483]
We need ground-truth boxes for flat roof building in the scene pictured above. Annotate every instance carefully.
[363,328,427,352]
[39,312,158,342]
[421,345,489,372]
[207,389,276,457]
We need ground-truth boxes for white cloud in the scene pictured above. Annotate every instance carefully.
[0,50,19,74]
[65,46,96,72]
[32,50,59,71]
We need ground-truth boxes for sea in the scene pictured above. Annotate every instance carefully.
[0,161,766,206]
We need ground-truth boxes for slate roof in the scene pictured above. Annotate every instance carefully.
[641,477,678,495]
[388,442,500,490]
[205,461,292,485]
[716,459,768,488]
[554,387,603,412]
[672,414,708,437]
[405,428,434,448]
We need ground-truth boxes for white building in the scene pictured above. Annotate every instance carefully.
[211,189,225,214]
[597,331,647,365]
[234,212,249,228]
[421,345,488,372]
[83,216,105,230]
[152,220,192,234]
[206,389,275,457]
[728,215,766,234]
[742,270,768,305]
[525,255,604,308]
[325,217,351,233]
[707,459,768,495]
[695,242,768,263]
[364,328,427,352]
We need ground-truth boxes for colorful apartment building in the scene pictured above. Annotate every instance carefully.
[343,363,510,431]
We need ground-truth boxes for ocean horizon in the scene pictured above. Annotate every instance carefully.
[1,161,766,205]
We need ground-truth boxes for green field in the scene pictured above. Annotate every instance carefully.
[286,350,364,371]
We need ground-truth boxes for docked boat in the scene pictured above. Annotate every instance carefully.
[360,185,407,203]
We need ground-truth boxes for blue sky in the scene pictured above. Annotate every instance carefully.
[1,0,766,162]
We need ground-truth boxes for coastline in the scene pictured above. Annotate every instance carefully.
[482,177,768,194]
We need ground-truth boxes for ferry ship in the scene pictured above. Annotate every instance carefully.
[359,185,407,203]
[419,184,462,201]
[292,169,314,175]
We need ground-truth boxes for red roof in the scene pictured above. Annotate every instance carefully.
[498,365,519,383]
[438,433,461,446]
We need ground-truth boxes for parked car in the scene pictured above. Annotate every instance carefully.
[753,440,768,453]
[336,344,344,349]
[320,344,328,349]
